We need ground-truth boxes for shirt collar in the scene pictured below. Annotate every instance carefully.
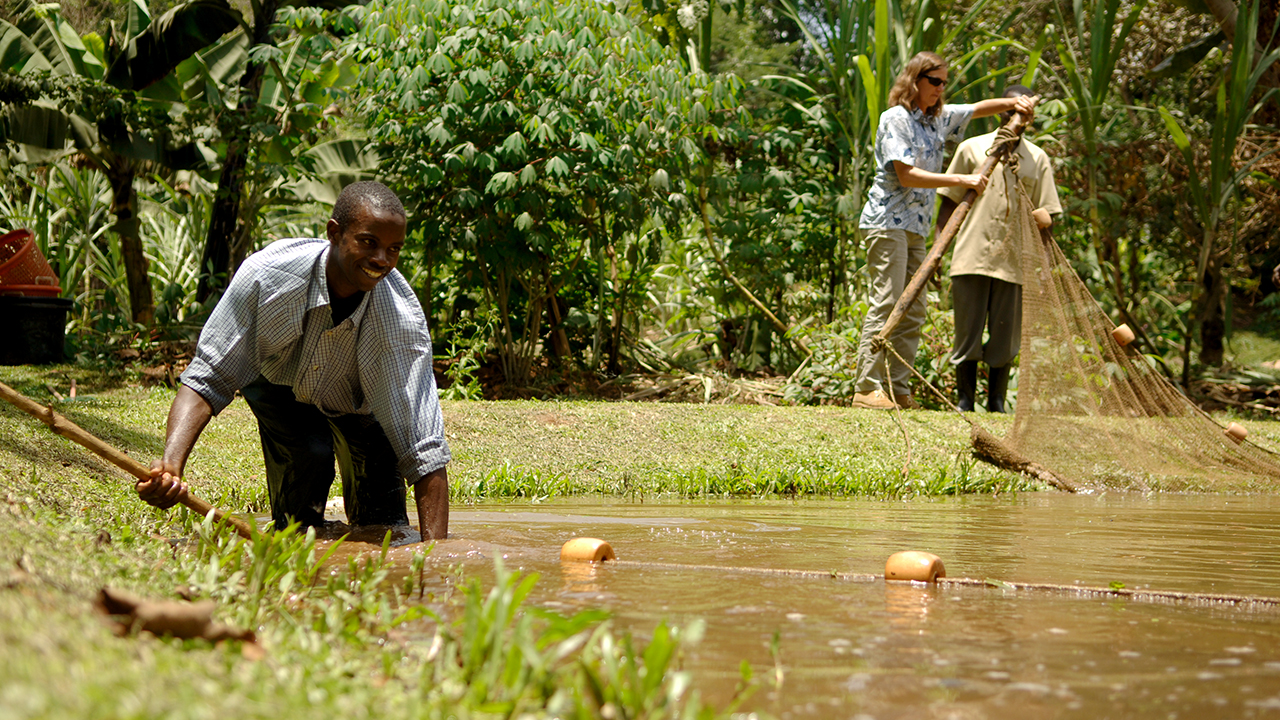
[909,106,937,128]
[311,244,372,329]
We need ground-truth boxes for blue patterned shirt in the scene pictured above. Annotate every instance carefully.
[182,237,451,483]
[859,103,975,236]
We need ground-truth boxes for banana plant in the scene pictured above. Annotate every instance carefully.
[0,0,240,324]
[196,1,364,303]
[767,0,887,314]
[1158,0,1280,375]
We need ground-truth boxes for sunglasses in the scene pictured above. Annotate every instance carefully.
[918,74,946,88]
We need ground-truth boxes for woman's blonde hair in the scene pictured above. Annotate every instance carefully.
[888,51,947,117]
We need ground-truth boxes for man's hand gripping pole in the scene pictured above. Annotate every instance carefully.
[0,381,254,539]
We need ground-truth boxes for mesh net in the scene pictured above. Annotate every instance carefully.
[998,181,1280,491]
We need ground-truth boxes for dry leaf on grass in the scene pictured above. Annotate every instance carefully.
[95,587,259,647]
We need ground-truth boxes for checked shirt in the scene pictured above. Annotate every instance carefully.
[181,237,451,483]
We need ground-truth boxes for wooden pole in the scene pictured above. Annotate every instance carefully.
[0,381,255,539]
[871,98,1039,353]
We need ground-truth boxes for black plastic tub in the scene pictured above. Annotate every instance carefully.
[0,295,72,365]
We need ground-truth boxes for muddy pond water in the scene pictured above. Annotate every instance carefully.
[336,494,1280,719]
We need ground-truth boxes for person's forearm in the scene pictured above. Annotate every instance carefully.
[163,385,214,474]
[972,97,1018,119]
[894,162,972,190]
[414,467,449,540]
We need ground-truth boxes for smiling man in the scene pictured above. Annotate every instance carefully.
[136,182,450,540]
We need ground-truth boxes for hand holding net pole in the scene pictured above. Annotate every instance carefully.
[870,96,1040,353]
[0,380,254,539]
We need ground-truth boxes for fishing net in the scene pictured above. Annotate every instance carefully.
[993,180,1280,491]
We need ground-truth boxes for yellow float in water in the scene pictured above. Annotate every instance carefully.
[560,537,616,563]
[884,551,945,582]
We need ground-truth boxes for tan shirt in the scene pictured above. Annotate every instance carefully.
[939,132,1062,284]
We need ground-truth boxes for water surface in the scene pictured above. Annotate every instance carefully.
[362,494,1280,718]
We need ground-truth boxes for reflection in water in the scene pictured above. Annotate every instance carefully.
[322,495,1280,718]
[561,561,607,596]
[883,583,937,634]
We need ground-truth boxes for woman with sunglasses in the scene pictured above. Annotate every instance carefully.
[851,50,1036,410]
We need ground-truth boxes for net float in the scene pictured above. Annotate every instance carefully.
[884,551,946,583]
[1031,207,1053,228]
[1111,324,1135,346]
[1224,423,1248,444]
[560,537,616,563]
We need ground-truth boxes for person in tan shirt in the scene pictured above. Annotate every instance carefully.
[937,85,1061,413]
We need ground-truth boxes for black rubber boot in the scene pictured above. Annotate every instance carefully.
[987,365,1010,413]
[956,360,978,412]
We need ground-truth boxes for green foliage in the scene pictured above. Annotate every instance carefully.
[453,455,1039,501]
[2,0,1276,394]
[1159,0,1280,277]
[351,0,744,380]
[438,311,496,401]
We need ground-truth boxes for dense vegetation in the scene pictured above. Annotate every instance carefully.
[1,0,1278,407]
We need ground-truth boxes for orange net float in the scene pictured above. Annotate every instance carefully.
[1111,323,1135,346]
[560,537,616,563]
[1224,423,1248,444]
[884,551,946,583]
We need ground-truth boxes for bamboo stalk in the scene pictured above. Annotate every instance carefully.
[0,381,254,539]
[871,99,1039,352]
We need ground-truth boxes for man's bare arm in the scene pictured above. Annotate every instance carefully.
[414,467,449,540]
[137,385,214,509]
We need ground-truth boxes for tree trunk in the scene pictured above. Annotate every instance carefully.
[197,0,278,303]
[1199,252,1226,367]
[606,241,623,374]
[544,268,571,360]
[105,158,153,325]
[1204,0,1238,40]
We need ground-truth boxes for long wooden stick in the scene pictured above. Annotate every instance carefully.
[0,380,254,539]
[871,99,1039,352]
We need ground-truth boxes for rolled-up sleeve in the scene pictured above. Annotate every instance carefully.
[878,111,917,169]
[180,265,263,415]
[942,103,975,143]
[361,316,451,484]
[1035,153,1063,215]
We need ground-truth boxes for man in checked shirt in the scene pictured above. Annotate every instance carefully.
[135,182,450,540]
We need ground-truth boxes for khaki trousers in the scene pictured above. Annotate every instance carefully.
[855,228,927,396]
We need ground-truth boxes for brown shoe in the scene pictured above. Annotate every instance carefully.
[852,390,896,410]
[894,394,920,410]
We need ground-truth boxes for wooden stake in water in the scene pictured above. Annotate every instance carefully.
[0,380,254,539]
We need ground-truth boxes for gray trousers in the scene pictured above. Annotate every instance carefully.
[855,228,927,396]
[950,274,1022,367]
